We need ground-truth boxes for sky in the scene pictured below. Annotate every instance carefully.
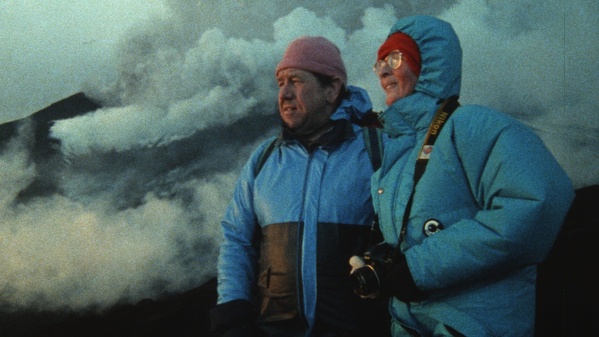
[0,0,597,312]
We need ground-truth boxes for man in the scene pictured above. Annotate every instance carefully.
[211,36,389,337]
[351,15,574,336]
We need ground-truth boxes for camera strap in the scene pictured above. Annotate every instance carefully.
[398,96,460,243]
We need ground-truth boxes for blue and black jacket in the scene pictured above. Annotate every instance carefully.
[213,86,388,336]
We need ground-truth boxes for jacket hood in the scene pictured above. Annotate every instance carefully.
[390,15,462,100]
[330,85,373,121]
[379,16,462,137]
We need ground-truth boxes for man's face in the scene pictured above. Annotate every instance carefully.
[277,68,333,135]
[376,57,418,106]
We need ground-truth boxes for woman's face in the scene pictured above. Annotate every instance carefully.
[375,53,418,106]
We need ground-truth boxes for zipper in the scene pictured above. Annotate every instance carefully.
[295,147,313,332]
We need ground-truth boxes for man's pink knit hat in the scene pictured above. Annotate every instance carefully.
[276,36,347,85]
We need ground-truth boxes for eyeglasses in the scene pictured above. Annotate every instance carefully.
[373,50,402,76]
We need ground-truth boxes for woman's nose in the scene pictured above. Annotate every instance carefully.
[376,63,392,79]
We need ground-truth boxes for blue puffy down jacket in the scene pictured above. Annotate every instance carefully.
[373,15,575,336]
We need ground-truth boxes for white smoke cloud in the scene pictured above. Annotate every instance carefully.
[2,193,189,309]
[0,0,168,124]
[0,124,36,209]
[1,126,248,311]
[0,0,597,313]
[52,29,277,155]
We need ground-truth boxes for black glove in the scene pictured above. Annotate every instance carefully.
[381,253,428,302]
[210,299,259,336]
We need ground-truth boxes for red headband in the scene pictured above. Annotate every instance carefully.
[377,32,421,77]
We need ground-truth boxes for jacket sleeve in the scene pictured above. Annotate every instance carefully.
[215,142,269,305]
[407,108,575,290]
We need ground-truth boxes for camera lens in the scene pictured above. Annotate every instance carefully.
[351,265,381,297]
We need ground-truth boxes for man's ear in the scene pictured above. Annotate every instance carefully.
[326,78,343,104]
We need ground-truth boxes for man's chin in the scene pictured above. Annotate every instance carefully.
[280,119,302,132]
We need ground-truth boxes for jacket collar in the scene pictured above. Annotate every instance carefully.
[281,118,354,151]
[379,92,441,138]
[279,85,370,150]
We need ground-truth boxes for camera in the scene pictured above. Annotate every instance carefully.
[350,242,396,298]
